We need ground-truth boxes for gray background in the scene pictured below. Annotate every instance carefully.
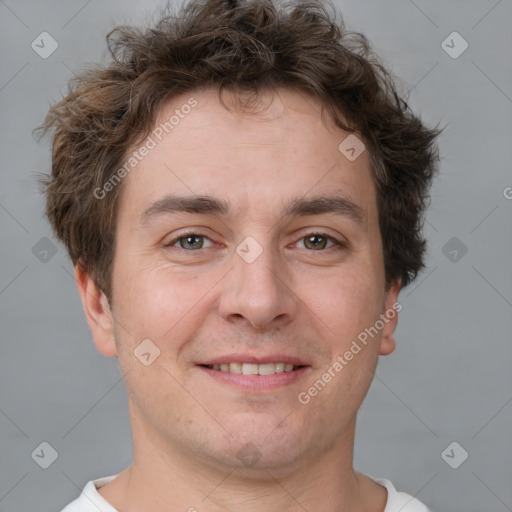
[1,0,511,511]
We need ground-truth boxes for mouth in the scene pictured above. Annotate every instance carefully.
[199,362,307,375]
[196,355,311,391]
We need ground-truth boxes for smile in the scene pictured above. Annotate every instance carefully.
[201,362,303,375]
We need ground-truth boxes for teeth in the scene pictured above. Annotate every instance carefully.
[242,363,259,375]
[229,362,242,373]
[207,362,299,375]
[274,363,285,373]
[258,363,276,375]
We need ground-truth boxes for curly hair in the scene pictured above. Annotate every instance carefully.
[39,0,441,302]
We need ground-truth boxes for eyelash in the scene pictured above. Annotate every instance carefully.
[165,231,346,252]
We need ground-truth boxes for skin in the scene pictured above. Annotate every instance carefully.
[76,87,401,512]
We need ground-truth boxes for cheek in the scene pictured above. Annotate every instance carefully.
[111,264,209,411]
[319,272,383,399]
[303,267,382,343]
[112,260,217,344]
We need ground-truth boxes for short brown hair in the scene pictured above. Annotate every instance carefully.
[39,0,441,303]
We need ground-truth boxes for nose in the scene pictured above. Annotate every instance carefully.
[217,238,298,331]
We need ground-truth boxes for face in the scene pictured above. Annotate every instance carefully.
[78,88,400,475]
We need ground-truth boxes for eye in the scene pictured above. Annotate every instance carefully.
[165,232,214,250]
[164,231,346,252]
[294,232,345,251]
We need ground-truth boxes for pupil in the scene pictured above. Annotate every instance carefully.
[307,235,326,250]
[184,235,202,249]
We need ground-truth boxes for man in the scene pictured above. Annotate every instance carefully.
[41,0,441,510]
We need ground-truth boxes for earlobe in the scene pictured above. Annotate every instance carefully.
[378,279,401,356]
[379,332,396,356]
[75,263,117,357]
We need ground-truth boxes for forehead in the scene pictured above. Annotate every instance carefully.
[117,87,378,228]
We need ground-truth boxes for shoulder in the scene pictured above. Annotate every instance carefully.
[373,477,434,512]
[60,474,119,512]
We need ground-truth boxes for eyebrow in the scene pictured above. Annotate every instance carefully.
[140,194,366,227]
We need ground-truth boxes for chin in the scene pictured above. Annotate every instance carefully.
[208,419,311,471]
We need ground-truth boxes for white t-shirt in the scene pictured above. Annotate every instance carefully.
[61,473,433,511]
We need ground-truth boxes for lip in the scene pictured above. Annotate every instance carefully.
[198,354,309,366]
[197,364,311,391]
[196,354,311,391]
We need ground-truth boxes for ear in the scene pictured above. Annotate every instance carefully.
[378,278,401,356]
[75,263,117,357]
